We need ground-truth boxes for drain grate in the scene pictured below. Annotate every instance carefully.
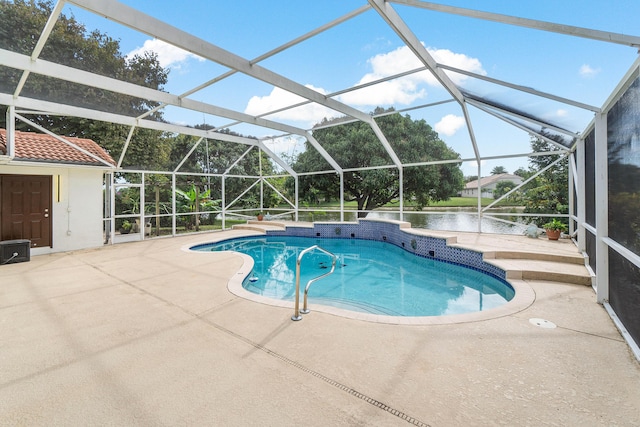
[200,316,431,426]
[266,350,431,427]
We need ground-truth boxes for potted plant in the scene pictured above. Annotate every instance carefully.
[120,220,132,234]
[542,218,567,240]
[257,212,264,221]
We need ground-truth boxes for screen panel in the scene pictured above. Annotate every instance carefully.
[609,247,640,345]
[608,77,640,256]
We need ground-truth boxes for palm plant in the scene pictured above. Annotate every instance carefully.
[175,184,220,230]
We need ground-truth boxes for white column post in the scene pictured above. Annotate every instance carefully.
[295,176,299,222]
[109,173,116,244]
[221,176,226,229]
[5,105,15,158]
[399,167,404,222]
[339,172,344,222]
[171,173,177,236]
[259,149,264,212]
[594,113,609,303]
[576,138,586,252]
[568,152,575,237]
[477,162,482,232]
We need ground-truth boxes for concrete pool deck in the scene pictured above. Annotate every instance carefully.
[1,226,639,426]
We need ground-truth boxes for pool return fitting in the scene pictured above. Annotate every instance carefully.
[292,245,337,321]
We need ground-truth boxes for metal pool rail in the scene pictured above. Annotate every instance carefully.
[291,245,337,321]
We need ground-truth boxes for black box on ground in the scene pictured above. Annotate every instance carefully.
[0,239,31,265]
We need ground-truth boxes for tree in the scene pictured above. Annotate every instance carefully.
[294,109,464,217]
[513,167,531,179]
[0,0,170,169]
[491,166,508,175]
[493,180,516,200]
[522,135,569,226]
[175,184,220,231]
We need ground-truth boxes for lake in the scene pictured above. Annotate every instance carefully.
[295,208,529,235]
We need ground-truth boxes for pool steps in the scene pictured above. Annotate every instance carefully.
[234,219,593,287]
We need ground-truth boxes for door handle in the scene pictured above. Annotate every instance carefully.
[44,214,49,218]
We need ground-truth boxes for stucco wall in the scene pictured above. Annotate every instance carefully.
[0,163,106,255]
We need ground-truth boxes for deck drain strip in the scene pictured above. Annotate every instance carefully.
[201,317,430,427]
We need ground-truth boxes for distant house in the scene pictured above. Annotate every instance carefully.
[0,128,115,255]
[460,173,524,198]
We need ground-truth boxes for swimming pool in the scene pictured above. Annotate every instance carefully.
[193,235,515,317]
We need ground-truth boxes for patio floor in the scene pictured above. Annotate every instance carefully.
[1,227,639,426]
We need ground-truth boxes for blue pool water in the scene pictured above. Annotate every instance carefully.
[194,236,514,317]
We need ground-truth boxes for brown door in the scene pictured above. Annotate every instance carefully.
[0,175,52,248]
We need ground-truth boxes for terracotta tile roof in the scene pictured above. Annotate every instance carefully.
[0,129,115,167]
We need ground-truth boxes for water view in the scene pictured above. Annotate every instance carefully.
[294,208,529,235]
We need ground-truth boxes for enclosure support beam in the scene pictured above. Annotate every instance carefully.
[0,93,259,147]
[295,177,299,222]
[5,105,15,159]
[12,0,65,100]
[575,138,587,252]
[568,152,576,237]
[397,167,403,221]
[118,126,137,169]
[594,113,609,303]
[138,5,372,122]
[477,162,482,233]
[368,0,464,103]
[392,0,640,48]
[171,174,177,237]
[140,173,146,240]
[221,176,226,229]
[109,173,115,244]
[339,172,345,222]
[259,151,264,213]
[67,0,380,127]
[438,64,600,113]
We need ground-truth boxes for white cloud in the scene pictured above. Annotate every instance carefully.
[127,39,204,69]
[244,85,337,127]
[579,64,600,78]
[338,80,427,106]
[464,159,486,175]
[242,45,484,127]
[541,108,570,124]
[435,114,466,137]
[338,45,485,107]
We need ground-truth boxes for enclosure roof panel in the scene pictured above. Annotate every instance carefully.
[1,0,639,173]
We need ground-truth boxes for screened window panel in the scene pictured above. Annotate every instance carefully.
[609,247,640,346]
[607,77,640,256]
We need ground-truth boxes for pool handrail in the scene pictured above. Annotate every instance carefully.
[291,245,337,321]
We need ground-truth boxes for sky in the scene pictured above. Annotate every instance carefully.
[58,0,640,176]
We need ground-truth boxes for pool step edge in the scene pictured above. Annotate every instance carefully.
[486,258,593,286]
[483,250,585,264]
